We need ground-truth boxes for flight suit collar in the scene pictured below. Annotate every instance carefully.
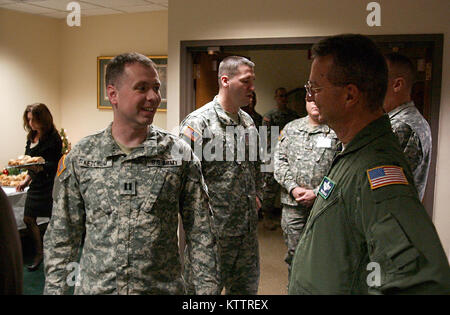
[336,114,392,158]
[213,96,253,128]
[388,101,415,119]
[100,123,159,158]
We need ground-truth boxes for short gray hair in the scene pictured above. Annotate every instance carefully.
[218,56,255,87]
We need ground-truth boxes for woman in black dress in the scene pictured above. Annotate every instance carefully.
[16,103,62,271]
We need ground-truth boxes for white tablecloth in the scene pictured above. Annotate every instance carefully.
[2,186,49,230]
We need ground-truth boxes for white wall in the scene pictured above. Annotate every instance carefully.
[0,9,61,168]
[248,50,310,116]
[0,9,168,170]
[59,10,168,144]
[168,0,450,257]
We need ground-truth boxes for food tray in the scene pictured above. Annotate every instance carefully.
[6,162,46,169]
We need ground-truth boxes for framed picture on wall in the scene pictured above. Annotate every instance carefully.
[97,55,168,111]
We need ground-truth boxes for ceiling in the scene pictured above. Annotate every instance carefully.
[0,0,168,19]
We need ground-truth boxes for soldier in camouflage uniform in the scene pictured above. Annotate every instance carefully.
[179,56,262,295]
[43,53,219,295]
[383,53,432,200]
[274,100,338,279]
[261,87,300,229]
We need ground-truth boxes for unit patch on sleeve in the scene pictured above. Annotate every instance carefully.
[56,154,67,177]
[318,176,336,199]
[367,165,408,190]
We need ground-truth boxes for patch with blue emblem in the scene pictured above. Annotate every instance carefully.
[318,176,336,200]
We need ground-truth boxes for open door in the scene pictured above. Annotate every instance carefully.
[181,34,442,218]
[192,51,249,109]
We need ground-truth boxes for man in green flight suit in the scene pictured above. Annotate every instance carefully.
[289,34,450,294]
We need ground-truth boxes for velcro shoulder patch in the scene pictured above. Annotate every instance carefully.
[278,129,284,141]
[183,125,201,142]
[57,154,67,177]
[367,165,408,190]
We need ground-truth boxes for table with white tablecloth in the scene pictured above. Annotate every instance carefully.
[2,186,49,230]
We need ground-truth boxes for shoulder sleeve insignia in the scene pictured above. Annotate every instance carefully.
[318,176,336,199]
[367,165,408,190]
[183,125,201,142]
[278,129,284,141]
[57,154,67,177]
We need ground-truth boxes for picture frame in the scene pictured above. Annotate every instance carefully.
[97,55,168,111]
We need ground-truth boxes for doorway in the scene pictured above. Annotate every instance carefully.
[180,34,443,218]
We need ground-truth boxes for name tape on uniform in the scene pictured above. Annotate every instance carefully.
[316,137,332,148]
[78,159,113,168]
[147,159,182,167]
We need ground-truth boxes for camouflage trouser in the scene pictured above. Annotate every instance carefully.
[217,232,260,295]
[262,173,281,220]
[183,232,259,295]
[281,204,311,280]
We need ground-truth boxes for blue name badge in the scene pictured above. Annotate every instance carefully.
[318,176,336,200]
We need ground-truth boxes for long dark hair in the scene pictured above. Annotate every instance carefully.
[23,103,57,141]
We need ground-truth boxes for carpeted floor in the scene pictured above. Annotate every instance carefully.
[21,234,45,295]
[21,220,288,295]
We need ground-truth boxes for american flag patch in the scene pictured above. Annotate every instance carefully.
[183,125,201,142]
[367,165,408,190]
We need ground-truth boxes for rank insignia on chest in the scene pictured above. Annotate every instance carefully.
[367,165,408,190]
[120,179,136,195]
[318,176,336,199]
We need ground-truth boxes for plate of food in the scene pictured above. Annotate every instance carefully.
[0,172,28,187]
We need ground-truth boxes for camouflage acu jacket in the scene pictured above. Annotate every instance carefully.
[263,108,300,132]
[388,101,432,200]
[274,116,338,206]
[43,124,219,295]
[179,96,263,237]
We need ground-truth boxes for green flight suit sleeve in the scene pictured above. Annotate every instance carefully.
[359,169,450,294]
[43,152,86,295]
[179,152,220,295]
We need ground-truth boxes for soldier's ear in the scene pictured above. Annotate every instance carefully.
[107,84,118,106]
[344,83,361,108]
[220,75,230,88]
[392,77,404,93]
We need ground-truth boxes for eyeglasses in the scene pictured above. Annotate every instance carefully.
[304,80,324,97]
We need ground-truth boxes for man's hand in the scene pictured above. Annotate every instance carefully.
[291,186,316,208]
[256,196,262,212]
